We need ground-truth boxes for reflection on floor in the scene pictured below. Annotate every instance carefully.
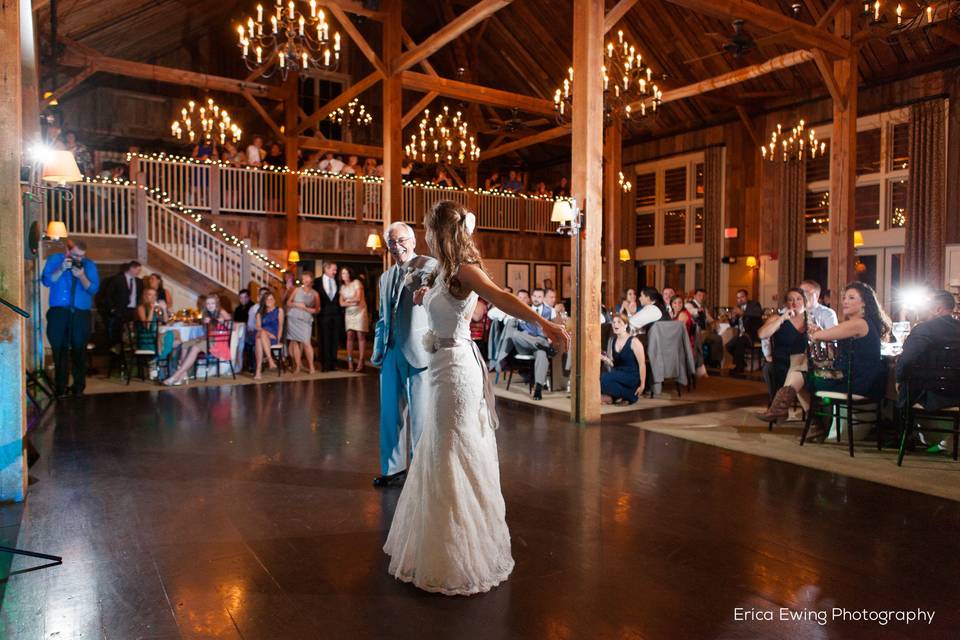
[2,377,959,639]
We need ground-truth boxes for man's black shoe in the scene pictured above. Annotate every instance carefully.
[533,383,543,400]
[373,470,407,488]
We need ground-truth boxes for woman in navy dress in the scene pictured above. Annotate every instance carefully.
[808,281,890,400]
[601,313,647,404]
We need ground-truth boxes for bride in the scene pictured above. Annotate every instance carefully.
[383,200,569,595]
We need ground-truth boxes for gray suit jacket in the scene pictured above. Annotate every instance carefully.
[373,254,438,369]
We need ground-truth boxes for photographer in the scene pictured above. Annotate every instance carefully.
[41,239,100,397]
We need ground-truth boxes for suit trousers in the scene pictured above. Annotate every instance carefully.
[509,332,551,386]
[379,345,429,476]
[318,313,342,370]
[47,307,92,394]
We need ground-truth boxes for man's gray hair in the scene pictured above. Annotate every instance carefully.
[383,221,415,243]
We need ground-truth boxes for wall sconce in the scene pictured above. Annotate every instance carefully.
[45,220,68,241]
[853,231,865,248]
[618,248,631,262]
[366,233,383,252]
[287,250,300,263]
[745,255,758,269]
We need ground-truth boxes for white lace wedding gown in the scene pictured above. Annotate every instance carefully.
[383,279,514,595]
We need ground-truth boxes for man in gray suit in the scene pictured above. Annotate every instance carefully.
[371,222,438,487]
[499,287,555,400]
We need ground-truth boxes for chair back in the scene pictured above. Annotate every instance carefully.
[904,339,960,402]
[128,319,159,354]
[806,337,855,393]
[647,320,695,384]
[206,320,234,361]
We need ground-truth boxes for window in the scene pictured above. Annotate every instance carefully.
[805,190,829,235]
[856,128,881,175]
[693,206,704,242]
[888,179,907,228]
[635,172,656,208]
[663,262,686,291]
[694,163,704,199]
[664,167,687,203]
[890,123,909,171]
[855,184,880,230]
[806,138,830,182]
[855,254,878,290]
[664,209,686,244]
[636,213,655,246]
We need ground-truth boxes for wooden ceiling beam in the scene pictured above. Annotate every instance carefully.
[297,70,381,134]
[392,0,512,74]
[816,0,855,29]
[324,3,387,77]
[399,70,556,116]
[811,48,847,110]
[401,28,439,76]
[604,0,641,33]
[242,91,284,139]
[734,105,761,148]
[629,49,815,110]
[480,125,570,160]
[402,91,437,128]
[299,136,382,157]
[319,0,386,21]
[58,41,280,99]
[44,65,96,105]
[661,0,850,58]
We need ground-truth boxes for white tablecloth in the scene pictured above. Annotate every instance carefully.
[160,323,246,370]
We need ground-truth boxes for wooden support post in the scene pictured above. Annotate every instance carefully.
[1,0,27,502]
[209,164,221,216]
[131,157,148,263]
[355,180,364,223]
[570,0,604,424]
[284,73,300,251]
[828,7,857,302]
[603,118,622,310]
[382,0,403,231]
[240,243,252,291]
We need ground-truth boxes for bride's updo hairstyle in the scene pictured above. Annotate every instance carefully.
[424,199,486,298]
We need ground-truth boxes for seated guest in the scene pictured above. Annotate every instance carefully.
[233,289,253,324]
[470,298,491,358]
[617,288,639,317]
[671,297,696,352]
[501,169,524,192]
[601,313,646,404]
[895,289,960,412]
[163,294,232,386]
[254,292,285,379]
[686,288,723,367]
[630,288,667,334]
[501,287,554,400]
[726,288,763,373]
[755,288,810,422]
[147,273,172,312]
[136,288,178,363]
[804,282,891,439]
[800,279,838,330]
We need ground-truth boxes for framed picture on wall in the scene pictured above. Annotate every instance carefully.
[505,262,530,292]
[561,264,572,299]
[534,264,557,290]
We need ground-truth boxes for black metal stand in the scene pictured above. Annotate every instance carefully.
[0,296,64,574]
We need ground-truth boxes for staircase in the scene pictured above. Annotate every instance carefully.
[45,179,284,297]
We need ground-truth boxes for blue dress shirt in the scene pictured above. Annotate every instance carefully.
[42,253,100,310]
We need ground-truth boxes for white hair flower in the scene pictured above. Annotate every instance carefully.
[463,211,476,235]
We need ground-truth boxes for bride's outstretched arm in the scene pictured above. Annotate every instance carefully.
[458,264,570,349]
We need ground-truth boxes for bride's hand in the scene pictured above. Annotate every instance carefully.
[542,320,570,350]
[412,286,429,305]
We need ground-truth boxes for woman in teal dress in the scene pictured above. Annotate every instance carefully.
[136,288,178,373]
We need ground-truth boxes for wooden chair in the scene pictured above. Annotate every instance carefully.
[504,352,553,393]
[896,341,960,466]
[196,320,236,381]
[270,343,285,376]
[800,339,883,457]
[127,320,172,383]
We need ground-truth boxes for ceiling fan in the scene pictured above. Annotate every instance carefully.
[683,19,792,65]
[485,108,549,135]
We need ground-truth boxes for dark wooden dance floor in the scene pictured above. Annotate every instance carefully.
[2,376,959,639]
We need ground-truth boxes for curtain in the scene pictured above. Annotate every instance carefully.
[703,145,724,310]
[905,99,946,287]
[776,157,806,295]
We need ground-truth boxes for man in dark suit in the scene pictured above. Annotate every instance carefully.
[100,260,143,345]
[896,289,960,412]
[726,288,763,374]
[317,260,343,371]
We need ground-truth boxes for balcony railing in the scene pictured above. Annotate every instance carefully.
[131,154,563,234]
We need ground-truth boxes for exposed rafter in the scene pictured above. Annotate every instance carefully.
[324,3,387,77]
[811,48,846,110]
[402,91,438,128]
[44,65,95,105]
[297,71,381,135]
[604,0,641,33]
[399,70,555,116]
[480,125,570,160]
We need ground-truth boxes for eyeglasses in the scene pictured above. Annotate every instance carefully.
[387,236,412,249]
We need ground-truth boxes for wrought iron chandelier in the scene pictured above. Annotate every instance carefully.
[553,30,662,128]
[329,99,373,130]
[237,1,341,79]
[171,98,242,145]
[760,119,826,163]
[859,1,959,37]
[405,105,480,166]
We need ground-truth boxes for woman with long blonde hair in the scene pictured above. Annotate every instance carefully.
[383,200,569,596]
